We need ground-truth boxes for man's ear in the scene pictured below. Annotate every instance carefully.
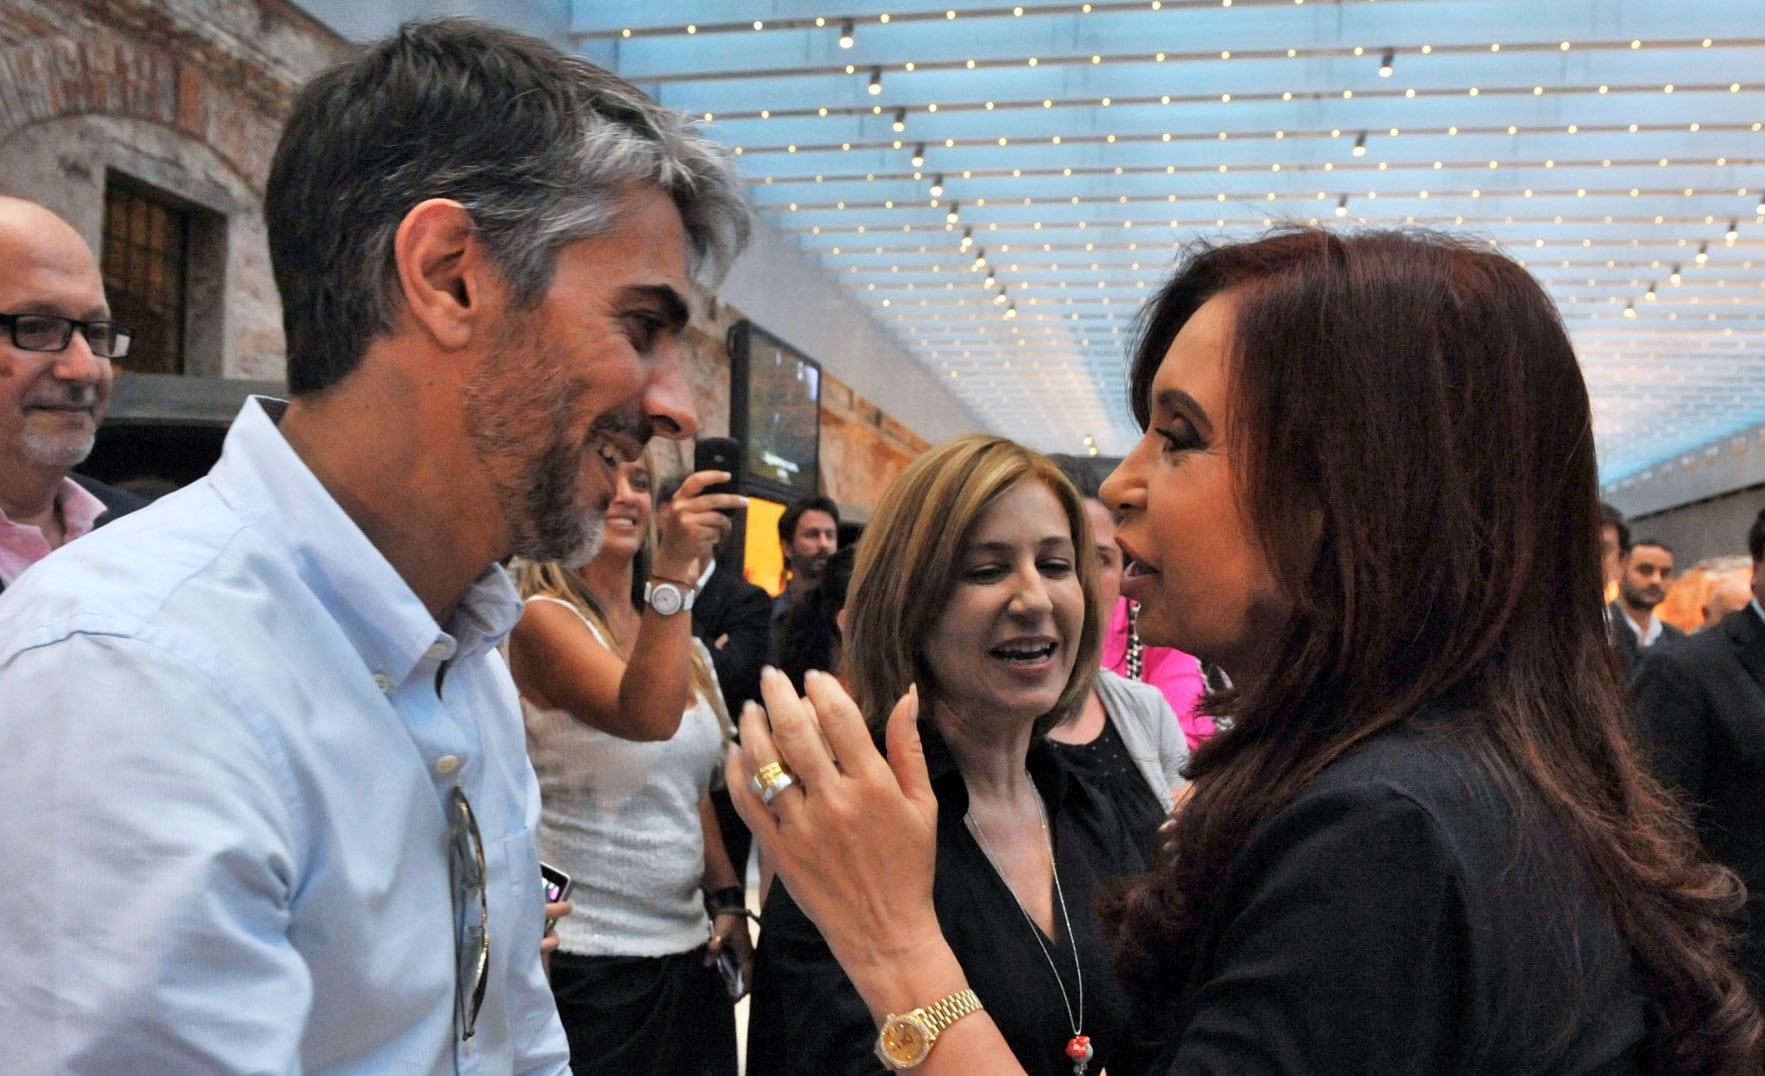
[392,199,499,351]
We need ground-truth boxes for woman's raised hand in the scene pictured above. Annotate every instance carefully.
[728,669,946,986]
[653,470,745,582]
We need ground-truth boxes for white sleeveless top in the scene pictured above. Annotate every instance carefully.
[520,596,730,957]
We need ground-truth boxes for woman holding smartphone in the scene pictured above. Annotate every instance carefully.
[509,453,750,1075]
[729,230,1761,1074]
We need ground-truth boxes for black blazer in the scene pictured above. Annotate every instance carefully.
[691,563,773,719]
[1634,604,1765,997]
[0,473,144,596]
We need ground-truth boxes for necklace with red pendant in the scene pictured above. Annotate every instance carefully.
[966,776,1093,1076]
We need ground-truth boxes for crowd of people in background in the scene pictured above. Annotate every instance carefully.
[0,15,1761,1076]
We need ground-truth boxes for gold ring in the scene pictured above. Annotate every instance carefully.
[749,761,798,806]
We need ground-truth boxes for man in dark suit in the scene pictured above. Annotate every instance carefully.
[0,197,143,595]
[1633,507,1765,997]
[1609,537,1685,667]
[693,536,773,721]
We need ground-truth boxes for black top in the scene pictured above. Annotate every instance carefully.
[746,722,1146,1076]
[690,563,773,718]
[1633,606,1765,998]
[1145,711,1652,1076]
[1049,715,1167,858]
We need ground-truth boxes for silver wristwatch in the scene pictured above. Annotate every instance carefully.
[643,580,696,617]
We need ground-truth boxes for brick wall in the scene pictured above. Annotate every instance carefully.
[0,0,347,378]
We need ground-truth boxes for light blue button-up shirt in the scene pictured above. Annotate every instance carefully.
[0,398,569,1074]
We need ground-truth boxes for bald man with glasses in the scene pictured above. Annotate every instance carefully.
[0,196,141,595]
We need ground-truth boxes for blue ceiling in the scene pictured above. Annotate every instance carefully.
[566,0,1764,479]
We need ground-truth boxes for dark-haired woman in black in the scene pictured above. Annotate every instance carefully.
[728,229,1762,1075]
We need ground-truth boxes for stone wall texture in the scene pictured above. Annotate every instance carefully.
[0,0,347,377]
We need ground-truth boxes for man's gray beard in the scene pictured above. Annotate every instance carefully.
[20,427,95,468]
[504,420,607,566]
[549,511,605,570]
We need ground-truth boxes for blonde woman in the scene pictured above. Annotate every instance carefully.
[745,436,1147,1076]
[509,454,749,1074]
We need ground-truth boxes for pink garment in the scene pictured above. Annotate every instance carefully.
[1100,596,1213,751]
[0,477,105,586]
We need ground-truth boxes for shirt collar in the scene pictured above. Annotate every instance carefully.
[1618,607,1663,647]
[0,477,109,586]
[57,476,108,540]
[208,397,523,692]
[1751,596,1765,629]
[0,474,107,536]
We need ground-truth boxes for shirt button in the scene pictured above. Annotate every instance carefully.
[425,642,449,659]
[372,672,394,694]
[435,755,461,775]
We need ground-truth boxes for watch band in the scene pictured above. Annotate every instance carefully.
[643,579,697,616]
[917,988,982,1036]
[875,988,983,1070]
[703,884,745,918]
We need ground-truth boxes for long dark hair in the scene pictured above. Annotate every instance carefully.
[1103,229,1760,1071]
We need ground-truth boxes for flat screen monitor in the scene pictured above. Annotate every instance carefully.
[728,320,822,504]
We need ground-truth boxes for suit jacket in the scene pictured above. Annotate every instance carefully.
[1609,601,1685,669]
[691,563,773,719]
[1633,604,1765,997]
[0,473,144,596]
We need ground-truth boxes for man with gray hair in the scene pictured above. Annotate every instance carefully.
[0,19,747,1073]
[0,196,141,596]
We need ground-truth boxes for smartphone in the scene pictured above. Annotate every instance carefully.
[540,862,572,931]
[693,437,742,506]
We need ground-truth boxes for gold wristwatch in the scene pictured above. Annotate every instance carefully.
[874,988,983,1070]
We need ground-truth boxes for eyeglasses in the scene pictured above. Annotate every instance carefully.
[448,786,490,1042]
[0,313,132,359]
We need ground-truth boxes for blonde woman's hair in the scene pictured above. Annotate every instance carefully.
[509,452,725,725]
[844,434,1100,741]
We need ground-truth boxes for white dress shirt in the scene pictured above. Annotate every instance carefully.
[0,397,568,1074]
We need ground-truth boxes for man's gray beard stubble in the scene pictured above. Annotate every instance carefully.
[462,332,602,566]
[20,426,95,469]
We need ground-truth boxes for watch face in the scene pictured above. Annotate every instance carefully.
[649,583,684,616]
[878,1016,931,1065]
